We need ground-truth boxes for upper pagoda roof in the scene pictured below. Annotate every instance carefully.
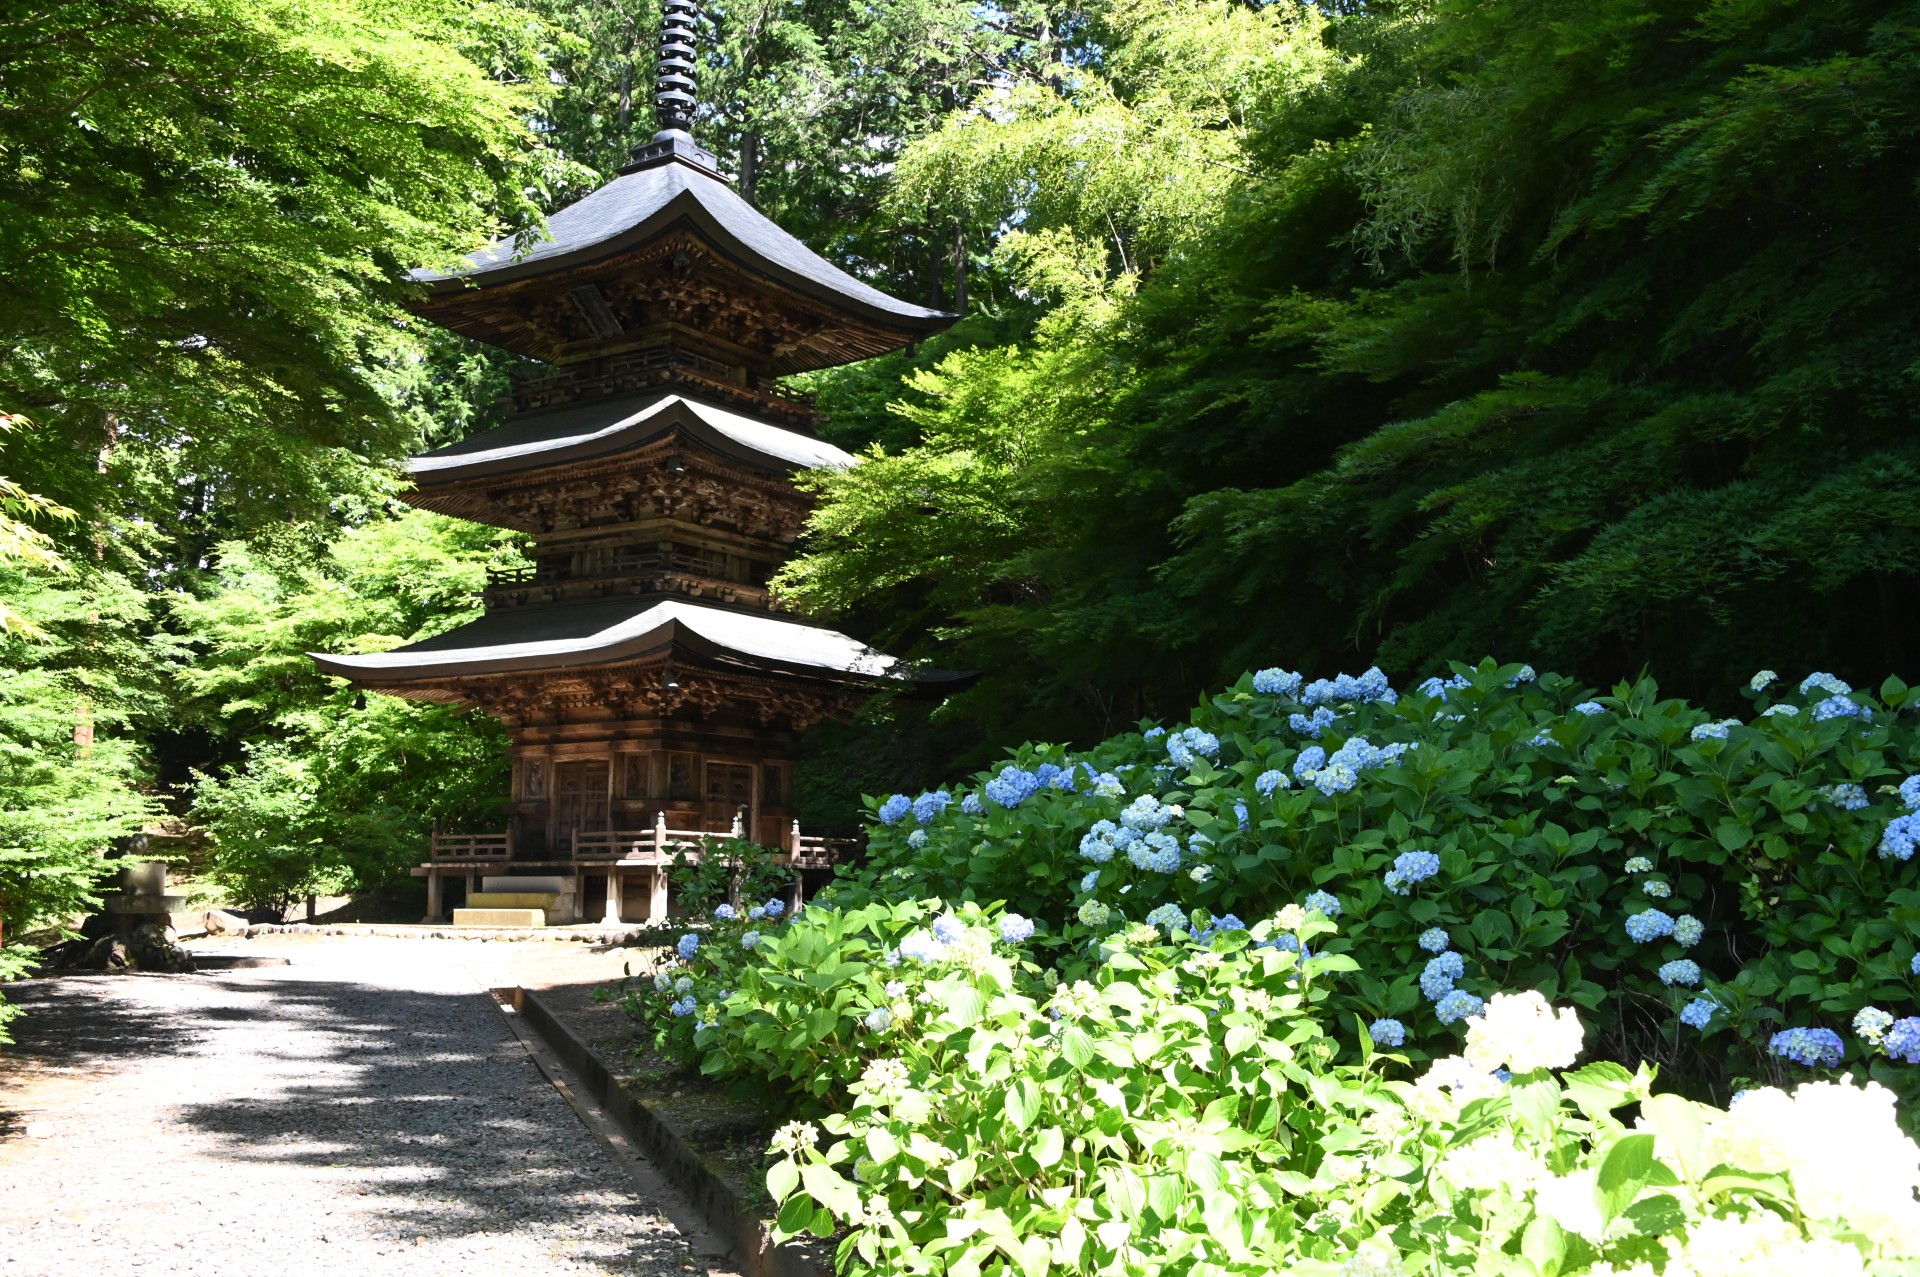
[410,391,853,488]
[410,155,954,371]
[310,597,920,686]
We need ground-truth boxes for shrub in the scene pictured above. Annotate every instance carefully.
[829,661,1920,1109]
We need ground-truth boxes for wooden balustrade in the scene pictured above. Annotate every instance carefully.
[427,817,856,869]
[428,831,511,861]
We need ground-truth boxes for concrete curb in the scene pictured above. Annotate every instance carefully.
[237,922,687,946]
[511,986,830,1277]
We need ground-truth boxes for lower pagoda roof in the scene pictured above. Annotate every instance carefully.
[310,598,924,688]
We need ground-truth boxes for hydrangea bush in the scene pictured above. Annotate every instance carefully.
[748,904,1920,1275]
[833,661,1920,1107]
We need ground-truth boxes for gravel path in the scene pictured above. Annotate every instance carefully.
[0,941,708,1277]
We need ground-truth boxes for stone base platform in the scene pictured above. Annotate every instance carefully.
[451,907,546,928]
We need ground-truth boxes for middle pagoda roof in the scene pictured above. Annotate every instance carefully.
[410,149,954,374]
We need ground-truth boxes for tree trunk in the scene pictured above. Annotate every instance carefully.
[953,222,968,314]
[740,131,759,207]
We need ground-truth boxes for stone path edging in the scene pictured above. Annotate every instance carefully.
[511,986,828,1277]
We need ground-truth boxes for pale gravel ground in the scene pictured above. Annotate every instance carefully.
[0,939,699,1277]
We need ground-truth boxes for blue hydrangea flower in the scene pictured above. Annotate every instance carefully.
[1880,813,1920,861]
[1508,664,1536,686]
[1251,769,1288,798]
[673,976,692,995]
[1658,959,1702,987]
[1326,736,1411,774]
[1680,998,1716,1030]
[884,980,906,998]
[669,996,697,1018]
[1090,771,1126,797]
[1749,670,1778,692]
[1079,823,1118,863]
[1234,802,1249,831]
[1673,914,1704,947]
[763,899,785,917]
[1768,1026,1844,1068]
[749,906,766,921]
[1303,890,1341,918]
[1292,746,1327,781]
[1624,856,1652,874]
[1420,952,1465,1001]
[1143,726,1166,741]
[1313,763,1359,796]
[1900,776,1920,811]
[1642,880,1671,899]
[741,930,762,950]
[1886,1018,1920,1064]
[1392,850,1441,888]
[1800,672,1852,697]
[931,914,965,944]
[1762,704,1800,718]
[878,794,912,824]
[1572,701,1605,716]
[912,792,951,825]
[677,933,700,960]
[1369,1018,1406,1047]
[1145,903,1186,934]
[1822,783,1870,811]
[999,914,1035,944]
[1252,667,1303,696]
[961,793,984,816]
[907,829,928,848]
[1625,909,1675,943]
[1289,707,1340,739]
[1911,952,1920,977]
[897,929,947,963]
[1120,795,1178,832]
[1527,732,1555,748]
[1127,831,1181,873]
[1855,1007,1894,1043]
[1418,927,1449,953]
[1689,720,1735,742]
[985,766,1043,807]
[864,1007,892,1033]
[1434,990,1484,1024]
[1417,673,1471,701]
[713,904,736,920]
[1080,869,1100,893]
[1165,727,1221,769]
[1812,695,1871,723]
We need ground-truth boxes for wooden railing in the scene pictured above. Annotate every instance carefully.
[429,831,511,861]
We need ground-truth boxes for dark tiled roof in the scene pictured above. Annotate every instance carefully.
[415,161,950,329]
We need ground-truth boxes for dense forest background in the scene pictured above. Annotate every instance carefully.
[3,0,1918,924]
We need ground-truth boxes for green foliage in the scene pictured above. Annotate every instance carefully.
[667,838,793,918]
[829,662,1920,1117]
[173,509,521,908]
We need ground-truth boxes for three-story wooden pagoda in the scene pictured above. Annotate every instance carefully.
[313,4,955,922]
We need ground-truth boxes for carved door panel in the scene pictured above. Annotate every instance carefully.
[552,760,610,852]
[705,762,752,834]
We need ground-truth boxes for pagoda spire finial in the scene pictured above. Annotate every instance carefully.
[621,0,725,177]
[654,0,699,134]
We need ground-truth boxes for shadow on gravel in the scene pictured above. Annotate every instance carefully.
[171,976,695,1271]
[1,976,201,1072]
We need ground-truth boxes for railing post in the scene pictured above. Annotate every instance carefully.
[789,818,801,857]
[731,805,744,839]
[654,809,669,864]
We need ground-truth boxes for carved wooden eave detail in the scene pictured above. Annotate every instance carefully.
[380,660,867,731]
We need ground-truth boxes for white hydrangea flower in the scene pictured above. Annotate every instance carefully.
[1678,1210,1866,1277]
[1417,1054,1506,1107]
[1532,1170,1604,1241]
[1463,990,1584,1074]
[1276,903,1308,931]
[1436,1132,1542,1194]
[860,1057,910,1102]
[769,1120,820,1158]
[1337,1241,1401,1277]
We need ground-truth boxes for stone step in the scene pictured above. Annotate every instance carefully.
[466,892,558,910]
[451,907,546,928]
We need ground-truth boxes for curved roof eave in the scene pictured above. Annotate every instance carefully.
[411,164,953,332]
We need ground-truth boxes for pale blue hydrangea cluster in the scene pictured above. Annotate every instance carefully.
[931,914,965,944]
[1527,731,1556,748]
[1127,831,1183,873]
[907,829,928,848]
[1435,990,1484,1024]
[1658,959,1702,987]
[864,1007,892,1032]
[1418,927,1449,953]
[1886,1018,1920,1064]
[1812,695,1871,723]
[912,792,952,824]
[878,794,912,824]
[1508,665,1536,686]
[713,904,736,920]
[1252,667,1303,696]
[896,929,947,963]
[670,995,696,1017]
[1080,869,1100,892]
[999,914,1035,944]
[1642,879,1671,899]
[1880,814,1920,861]
[1854,1006,1894,1043]
[1800,672,1851,697]
[1750,670,1777,692]
[1193,913,1247,946]
[1143,727,1166,741]
[984,763,1077,807]
[1233,802,1249,830]
[1680,998,1716,1029]
[677,932,700,959]
[1625,909,1675,942]
[1303,890,1341,917]
[961,793,984,815]
[1689,719,1737,742]
[1420,951,1465,1001]
[1289,707,1341,739]
[1384,849,1441,896]
[1573,701,1605,716]
[1416,673,1470,700]
[1901,776,1920,810]
[1165,727,1221,768]
[1088,771,1126,797]
[1673,914,1704,947]
[1368,1017,1406,1047]
[884,980,907,998]
[1301,667,1395,707]
[1910,953,1920,977]
[1122,794,1180,830]
[1254,769,1289,796]
[1624,856,1652,874]
[1145,903,1187,934]
[741,930,762,950]
[1821,783,1870,811]
[1768,1026,1844,1068]
[1290,736,1408,796]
